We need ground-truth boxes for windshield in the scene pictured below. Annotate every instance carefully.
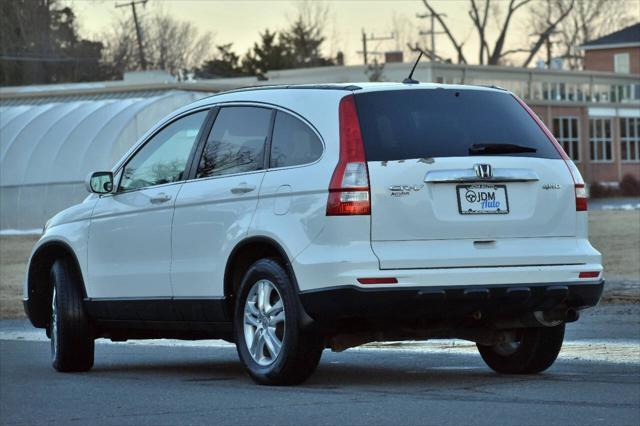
[354,88,561,161]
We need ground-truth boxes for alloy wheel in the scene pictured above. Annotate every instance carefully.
[243,279,285,366]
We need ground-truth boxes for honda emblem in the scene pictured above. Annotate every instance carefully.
[474,163,493,179]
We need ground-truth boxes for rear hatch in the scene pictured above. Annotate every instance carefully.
[355,87,577,269]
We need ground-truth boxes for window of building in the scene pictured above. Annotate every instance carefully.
[553,117,580,161]
[620,84,640,102]
[592,84,612,103]
[614,53,630,74]
[196,106,272,178]
[589,118,613,162]
[620,117,640,162]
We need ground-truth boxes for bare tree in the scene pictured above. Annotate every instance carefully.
[551,0,636,69]
[420,0,577,66]
[469,0,492,64]
[521,0,575,68]
[420,0,535,64]
[101,15,138,78]
[420,0,469,63]
[101,5,213,77]
[145,11,213,75]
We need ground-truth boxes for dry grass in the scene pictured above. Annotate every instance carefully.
[589,211,640,280]
[1,210,638,318]
[0,235,39,318]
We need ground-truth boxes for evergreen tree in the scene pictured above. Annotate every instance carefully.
[280,18,334,68]
[242,29,293,75]
[0,0,105,86]
[197,44,247,78]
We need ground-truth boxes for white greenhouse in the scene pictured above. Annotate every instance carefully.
[0,80,225,231]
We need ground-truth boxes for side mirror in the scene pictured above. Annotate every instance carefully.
[86,171,114,194]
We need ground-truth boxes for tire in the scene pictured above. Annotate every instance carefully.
[477,324,565,374]
[50,258,94,372]
[234,258,323,385]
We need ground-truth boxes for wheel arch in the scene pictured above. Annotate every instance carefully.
[25,240,86,328]
[223,236,300,320]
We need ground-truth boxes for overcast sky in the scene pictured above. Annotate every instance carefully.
[65,0,634,67]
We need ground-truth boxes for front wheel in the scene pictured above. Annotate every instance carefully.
[477,324,565,374]
[50,258,94,372]
[234,258,323,385]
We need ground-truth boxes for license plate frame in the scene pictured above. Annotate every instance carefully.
[456,184,510,215]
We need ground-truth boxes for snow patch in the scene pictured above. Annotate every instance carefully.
[601,203,640,211]
[0,229,41,236]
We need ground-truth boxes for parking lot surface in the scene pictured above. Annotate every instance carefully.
[1,305,639,426]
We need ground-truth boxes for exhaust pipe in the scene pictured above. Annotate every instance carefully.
[495,308,579,329]
[565,308,580,323]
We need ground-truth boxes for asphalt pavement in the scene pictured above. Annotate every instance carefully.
[1,304,639,426]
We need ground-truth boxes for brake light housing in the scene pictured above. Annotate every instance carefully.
[513,95,588,212]
[326,95,371,216]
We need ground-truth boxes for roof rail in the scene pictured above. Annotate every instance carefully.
[219,83,362,95]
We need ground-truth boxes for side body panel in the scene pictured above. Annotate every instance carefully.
[86,183,181,298]
[247,92,349,291]
[24,198,97,299]
[170,171,265,297]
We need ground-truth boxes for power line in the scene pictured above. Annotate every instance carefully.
[115,0,148,71]
[417,12,447,60]
[0,55,97,62]
[357,29,395,65]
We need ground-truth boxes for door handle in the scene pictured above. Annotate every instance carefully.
[230,183,256,194]
[150,193,172,204]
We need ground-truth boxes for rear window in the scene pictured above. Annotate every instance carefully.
[354,89,560,161]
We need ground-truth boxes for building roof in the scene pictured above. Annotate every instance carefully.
[581,23,640,50]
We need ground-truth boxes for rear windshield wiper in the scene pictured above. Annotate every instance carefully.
[469,143,537,155]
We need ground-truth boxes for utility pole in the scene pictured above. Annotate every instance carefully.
[116,0,148,71]
[358,29,395,65]
[417,12,446,60]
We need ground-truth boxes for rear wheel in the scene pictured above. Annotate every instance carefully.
[234,258,323,385]
[50,258,94,372]
[477,324,565,374]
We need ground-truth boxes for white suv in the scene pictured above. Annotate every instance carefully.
[24,83,603,385]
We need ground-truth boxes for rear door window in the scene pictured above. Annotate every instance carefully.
[196,106,272,178]
[270,111,323,168]
[354,89,560,161]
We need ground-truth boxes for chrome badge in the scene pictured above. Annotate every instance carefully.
[474,163,493,179]
[542,184,561,190]
[389,184,424,197]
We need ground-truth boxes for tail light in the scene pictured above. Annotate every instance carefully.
[575,183,588,212]
[513,95,587,212]
[326,95,371,216]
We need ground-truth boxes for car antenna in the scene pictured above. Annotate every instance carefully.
[402,51,424,84]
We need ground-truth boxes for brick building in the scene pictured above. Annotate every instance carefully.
[582,23,640,74]
[576,23,640,184]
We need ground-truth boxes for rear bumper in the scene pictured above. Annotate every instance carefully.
[299,281,604,325]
